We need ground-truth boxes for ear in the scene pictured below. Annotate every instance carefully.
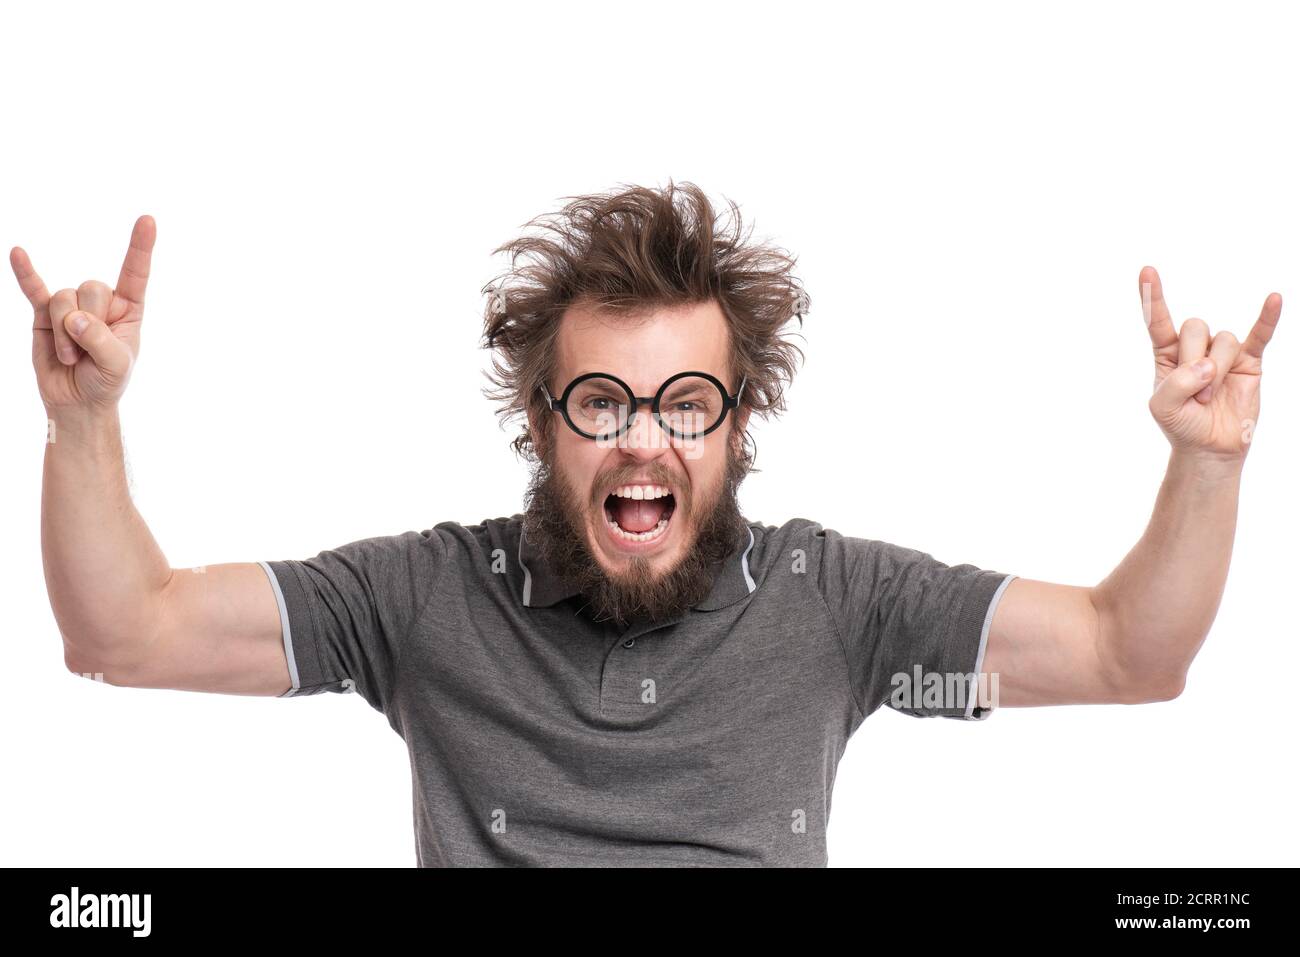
[526,397,549,459]
[730,405,752,454]
[735,405,752,434]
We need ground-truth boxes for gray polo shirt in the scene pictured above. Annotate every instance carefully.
[259,515,1015,866]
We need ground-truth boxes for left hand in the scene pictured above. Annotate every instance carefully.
[1141,266,1282,462]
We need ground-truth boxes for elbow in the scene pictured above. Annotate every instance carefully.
[1091,604,1191,705]
[62,635,144,688]
[1121,669,1187,704]
[1097,637,1188,703]
[63,642,108,683]
[1150,672,1187,703]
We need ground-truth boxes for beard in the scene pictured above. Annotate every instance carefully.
[522,440,749,629]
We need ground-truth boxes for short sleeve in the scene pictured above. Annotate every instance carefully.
[258,529,448,715]
[808,525,1016,722]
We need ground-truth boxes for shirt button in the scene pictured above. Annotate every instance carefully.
[622,638,636,649]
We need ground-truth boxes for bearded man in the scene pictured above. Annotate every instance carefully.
[15,181,1281,866]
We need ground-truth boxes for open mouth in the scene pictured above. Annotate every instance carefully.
[603,484,677,546]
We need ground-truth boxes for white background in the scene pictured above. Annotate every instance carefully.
[2,0,1296,867]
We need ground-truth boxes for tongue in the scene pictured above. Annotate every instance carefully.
[611,497,668,533]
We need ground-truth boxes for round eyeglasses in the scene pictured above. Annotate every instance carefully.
[540,371,747,441]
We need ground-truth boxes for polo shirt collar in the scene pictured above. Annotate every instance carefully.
[517,520,757,613]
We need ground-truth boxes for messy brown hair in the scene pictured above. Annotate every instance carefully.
[480,179,809,472]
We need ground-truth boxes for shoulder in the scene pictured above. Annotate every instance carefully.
[744,517,926,591]
[743,517,834,565]
[428,514,526,568]
[741,517,836,586]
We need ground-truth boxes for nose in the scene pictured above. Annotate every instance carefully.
[615,406,671,462]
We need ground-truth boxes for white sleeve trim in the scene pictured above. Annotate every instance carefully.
[258,561,301,698]
[965,573,1017,720]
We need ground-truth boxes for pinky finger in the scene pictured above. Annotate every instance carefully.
[1241,292,1282,360]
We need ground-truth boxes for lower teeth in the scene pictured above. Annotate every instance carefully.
[608,517,669,542]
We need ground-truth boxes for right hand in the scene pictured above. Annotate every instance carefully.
[11,215,157,411]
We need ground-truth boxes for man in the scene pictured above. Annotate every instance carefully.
[13,182,1281,866]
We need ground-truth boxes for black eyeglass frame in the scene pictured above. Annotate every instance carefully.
[540,370,747,441]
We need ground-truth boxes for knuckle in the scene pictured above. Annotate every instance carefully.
[77,278,110,298]
[1179,316,1208,335]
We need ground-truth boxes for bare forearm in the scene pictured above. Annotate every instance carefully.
[43,406,171,664]
[1091,449,1243,694]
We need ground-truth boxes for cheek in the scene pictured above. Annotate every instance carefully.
[555,440,605,497]
[676,445,725,508]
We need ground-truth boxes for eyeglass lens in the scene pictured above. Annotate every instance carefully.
[562,374,726,439]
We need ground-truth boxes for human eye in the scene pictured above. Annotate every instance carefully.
[666,390,713,414]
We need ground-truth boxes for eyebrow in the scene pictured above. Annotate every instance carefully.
[567,370,727,390]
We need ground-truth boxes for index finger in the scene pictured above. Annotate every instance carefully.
[1241,291,1282,360]
[9,246,51,321]
[115,214,157,305]
[1139,265,1178,351]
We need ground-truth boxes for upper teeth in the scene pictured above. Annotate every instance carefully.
[611,484,671,500]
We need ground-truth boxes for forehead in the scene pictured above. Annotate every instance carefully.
[553,299,732,392]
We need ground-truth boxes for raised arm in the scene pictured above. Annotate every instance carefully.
[14,217,291,696]
[978,267,1282,708]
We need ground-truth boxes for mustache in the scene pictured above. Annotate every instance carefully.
[589,468,686,505]
[522,451,748,627]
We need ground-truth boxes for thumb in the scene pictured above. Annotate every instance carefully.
[1150,356,1215,421]
[62,311,132,379]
